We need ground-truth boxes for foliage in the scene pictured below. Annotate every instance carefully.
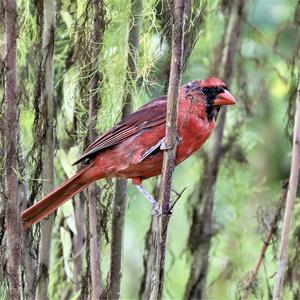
[0,0,299,299]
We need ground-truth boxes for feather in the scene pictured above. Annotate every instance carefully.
[73,96,167,165]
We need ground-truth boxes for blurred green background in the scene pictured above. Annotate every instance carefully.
[7,0,299,299]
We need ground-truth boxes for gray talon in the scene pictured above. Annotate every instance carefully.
[160,139,169,150]
[151,204,161,216]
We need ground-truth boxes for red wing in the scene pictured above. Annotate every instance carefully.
[73,96,167,165]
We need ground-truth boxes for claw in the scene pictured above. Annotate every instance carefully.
[151,203,161,216]
[160,136,182,150]
[160,138,170,150]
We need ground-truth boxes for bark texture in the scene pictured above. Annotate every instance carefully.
[108,0,142,299]
[73,193,86,294]
[138,179,160,299]
[146,0,185,299]
[36,0,56,298]
[3,0,22,298]
[139,2,206,297]
[87,0,106,298]
[19,144,37,299]
[184,1,245,299]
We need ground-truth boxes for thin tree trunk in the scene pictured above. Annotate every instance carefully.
[73,194,86,295]
[19,139,37,299]
[108,0,142,298]
[272,74,300,300]
[184,1,245,299]
[139,2,205,297]
[139,179,160,299]
[272,6,300,298]
[22,217,37,299]
[146,1,185,299]
[87,0,106,298]
[108,181,127,299]
[36,0,56,298]
[3,0,22,298]
[72,8,88,295]
[88,185,102,299]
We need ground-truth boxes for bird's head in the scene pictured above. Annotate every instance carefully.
[184,77,236,121]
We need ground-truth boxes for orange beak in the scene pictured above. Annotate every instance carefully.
[214,90,236,106]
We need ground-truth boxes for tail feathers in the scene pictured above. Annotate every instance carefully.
[21,164,93,229]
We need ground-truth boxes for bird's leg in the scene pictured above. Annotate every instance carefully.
[134,184,160,216]
[135,185,157,205]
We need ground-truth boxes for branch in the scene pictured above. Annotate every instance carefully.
[147,1,186,299]
[272,73,300,300]
[242,181,288,300]
[139,1,205,297]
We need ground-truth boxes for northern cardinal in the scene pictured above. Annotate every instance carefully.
[21,77,236,229]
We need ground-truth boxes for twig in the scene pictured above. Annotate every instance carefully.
[168,186,188,213]
[242,181,288,300]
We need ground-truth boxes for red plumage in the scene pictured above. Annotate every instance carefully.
[21,77,236,228]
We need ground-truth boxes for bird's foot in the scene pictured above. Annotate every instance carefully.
[160,136,182,150]
[151,203,161,216]
[151,203,172,216]
[134,184,180,217]
[139,136,182,162]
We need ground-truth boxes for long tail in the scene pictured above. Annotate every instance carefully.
[21,163,94,229]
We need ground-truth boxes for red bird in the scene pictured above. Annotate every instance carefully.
[21,77,236,228]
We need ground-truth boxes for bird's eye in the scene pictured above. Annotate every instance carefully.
[217,87,224,93]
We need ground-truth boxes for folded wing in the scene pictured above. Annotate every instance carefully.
[73,96,167,165]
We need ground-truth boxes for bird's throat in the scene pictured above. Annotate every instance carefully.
[206,105,220,121]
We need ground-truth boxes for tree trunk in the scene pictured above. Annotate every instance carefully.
[139,179,160,299]
[36,0,56,298]
[108,0,142,298]
[3,0,22,298]
[19,138,37,299]
[184,1,245,299]
[73,193,86,295]
[146,1,186,299]
[87,0,106,298]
